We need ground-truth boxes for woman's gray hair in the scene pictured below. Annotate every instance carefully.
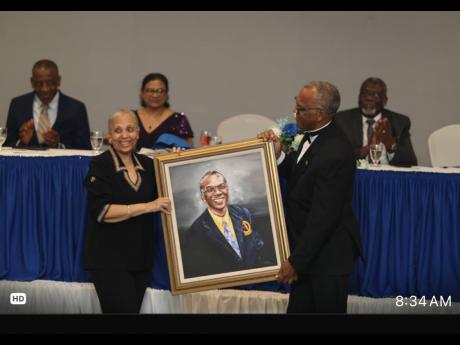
[304,81,341,116]
[108,109,139,131]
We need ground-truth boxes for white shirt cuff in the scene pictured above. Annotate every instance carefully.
[277,151,286,165]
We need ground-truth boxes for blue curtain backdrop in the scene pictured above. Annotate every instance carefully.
[1,155,459,300]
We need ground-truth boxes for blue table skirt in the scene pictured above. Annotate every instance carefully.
[1,156,459,300]
[349,169,460,300]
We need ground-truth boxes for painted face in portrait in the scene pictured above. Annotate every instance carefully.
[200,173,229,215]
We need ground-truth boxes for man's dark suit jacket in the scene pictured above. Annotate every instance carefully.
[5,92,91,150]
[183,205,269,278]
[278,121,362,276]
[333,107,417,167]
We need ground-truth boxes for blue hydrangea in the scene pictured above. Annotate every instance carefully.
[283,123,300,137]
[269,115,303,153]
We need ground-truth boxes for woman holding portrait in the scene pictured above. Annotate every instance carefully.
[83,110,172,313]
[134,73,194,150]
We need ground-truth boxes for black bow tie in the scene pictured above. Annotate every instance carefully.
[303,132,312,144]
[303,124,330,143]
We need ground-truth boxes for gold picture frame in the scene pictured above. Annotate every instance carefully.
[154,139,290,295]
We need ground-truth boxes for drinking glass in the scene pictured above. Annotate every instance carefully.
[0,127,7,150]
[369,143,384,166]
[209,135,222,146]
[90,130,104,154]
[200,130,211,147]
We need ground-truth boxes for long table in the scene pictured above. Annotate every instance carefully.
[1,148,459,300]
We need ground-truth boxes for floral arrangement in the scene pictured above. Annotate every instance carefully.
[270,116,304,153]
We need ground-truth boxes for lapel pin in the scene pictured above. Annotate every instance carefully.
[242,220,252,236]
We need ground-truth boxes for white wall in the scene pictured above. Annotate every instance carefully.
[1,11,459,166]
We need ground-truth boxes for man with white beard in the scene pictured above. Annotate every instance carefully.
[334,77,417,167]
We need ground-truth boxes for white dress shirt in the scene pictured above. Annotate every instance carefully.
[33,92,59,129]
[29,92,65,148]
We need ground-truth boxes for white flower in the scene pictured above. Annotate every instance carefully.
[291,134,304,151]
[270,126,282,137]
[293,134,304,144]
[267,115,302,153]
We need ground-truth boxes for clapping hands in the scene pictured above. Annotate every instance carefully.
[42,128,60,148]
[19,118,60,147]
[19,119,35,145]
[373,118,396,150]
[358,117,396,158]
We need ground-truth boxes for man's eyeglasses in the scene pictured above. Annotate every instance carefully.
[293,97,323,115]
[143,88,166,96]
[201,183,228,194]
[360,90,383,99]
[295,107,323,116]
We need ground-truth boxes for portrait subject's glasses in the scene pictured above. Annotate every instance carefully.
[143,88,166,96]
[201,183,228,194]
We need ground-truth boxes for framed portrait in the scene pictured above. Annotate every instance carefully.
[154,139,290,295]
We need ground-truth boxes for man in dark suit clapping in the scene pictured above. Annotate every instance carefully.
[259,81,362,313]
[334,77,417,167]
[5,59,91,149]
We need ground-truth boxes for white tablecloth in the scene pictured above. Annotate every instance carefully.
[1,147,459,174]
[0,146,98,157]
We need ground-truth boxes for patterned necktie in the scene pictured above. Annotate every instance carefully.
[366,118,375,144]
[37,104,50,144]
[222,220,241,257]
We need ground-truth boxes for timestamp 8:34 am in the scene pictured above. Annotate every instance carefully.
[395,295,452,308]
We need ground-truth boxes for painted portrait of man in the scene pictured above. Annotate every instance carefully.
[168,152,278,280]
